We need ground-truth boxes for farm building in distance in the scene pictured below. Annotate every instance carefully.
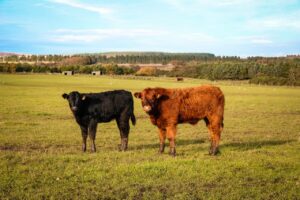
[62,71,74,75]
[92,71,102,76]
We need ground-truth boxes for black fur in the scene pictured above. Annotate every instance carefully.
[62,90,136,152]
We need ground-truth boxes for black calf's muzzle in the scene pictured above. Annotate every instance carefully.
[71,106,78,111]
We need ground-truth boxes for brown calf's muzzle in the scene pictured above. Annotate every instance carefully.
[142,98,156,113]
[142,105,152,112]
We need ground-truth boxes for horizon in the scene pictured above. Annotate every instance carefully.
[1,0,300,57]
[0,50,299,58]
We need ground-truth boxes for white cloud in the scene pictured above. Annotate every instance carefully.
[234,36,273,44]
[164,0,296,7]
[50,28,218,47]
[215,0,253,6]
[52,35,105,42]
[51,28,169,42]
[245,8,300,31]
[251,39,273,44]
[214,0,297,6]
[49,0,112,15]
[163,0,184,9]
[248,18,300,30]
[177,32,218,43]
[163,0,258,8]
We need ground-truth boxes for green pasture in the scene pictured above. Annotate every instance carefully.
[0,74,299,199]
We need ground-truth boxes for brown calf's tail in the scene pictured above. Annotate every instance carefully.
[218,90,225,129]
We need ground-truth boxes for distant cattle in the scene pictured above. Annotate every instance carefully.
[134,85,224,156]
[176,77,184,81]
[62,90,136,152]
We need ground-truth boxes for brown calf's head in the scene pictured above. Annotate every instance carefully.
[134,88,167,114]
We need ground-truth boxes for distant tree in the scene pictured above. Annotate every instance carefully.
[136,67,158,76]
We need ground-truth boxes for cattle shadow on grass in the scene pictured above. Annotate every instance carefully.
[132,139,205,150]
[222,139,295,151]
[132,139,295,152]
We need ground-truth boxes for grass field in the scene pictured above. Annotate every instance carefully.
[0,74,299,199]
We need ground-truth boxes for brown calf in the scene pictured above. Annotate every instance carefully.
[134,85,224,156]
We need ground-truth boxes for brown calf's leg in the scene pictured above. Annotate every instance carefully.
[208,121,221,155]
[166,126,177,156]
[158,128,166,153]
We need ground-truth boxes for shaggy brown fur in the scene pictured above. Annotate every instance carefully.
[134,85,225,156]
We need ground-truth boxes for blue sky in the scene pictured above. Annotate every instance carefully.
[1,0,300,56]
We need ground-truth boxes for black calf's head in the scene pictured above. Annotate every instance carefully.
[62,91,86,112]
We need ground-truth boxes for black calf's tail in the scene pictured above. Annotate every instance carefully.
[131,113,136,126]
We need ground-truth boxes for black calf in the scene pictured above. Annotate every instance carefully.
[62,90,136,152]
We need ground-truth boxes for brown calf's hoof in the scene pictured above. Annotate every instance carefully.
[209,148,220,156]
[169,148,176,157]
[158,144,165,154]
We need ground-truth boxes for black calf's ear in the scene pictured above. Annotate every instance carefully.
[134,92,142,98]
[62,93,68,99]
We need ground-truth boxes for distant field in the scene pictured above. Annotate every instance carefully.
[0,74,299,199]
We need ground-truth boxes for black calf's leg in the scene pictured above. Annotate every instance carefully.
[80,125,88,152]
[120,137,128,151]
[117,118,130,151]
[88,120,97,152]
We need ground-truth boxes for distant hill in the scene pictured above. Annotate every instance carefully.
[0,52,20,56]
[0,51,216,58]
[78,51,215,58]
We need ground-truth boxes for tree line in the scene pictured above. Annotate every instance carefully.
[0,53,299,86]
[1,52,215,64]
[169,58,300,86]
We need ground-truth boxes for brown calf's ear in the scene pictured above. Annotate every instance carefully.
[62,93,68,99]
[155,90,168,99]
[134,92,142,98]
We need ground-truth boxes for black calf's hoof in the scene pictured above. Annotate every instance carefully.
[82,144,86,152]
[118,144,127,152]
[118,144,122,151]
[91,147,96,153]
